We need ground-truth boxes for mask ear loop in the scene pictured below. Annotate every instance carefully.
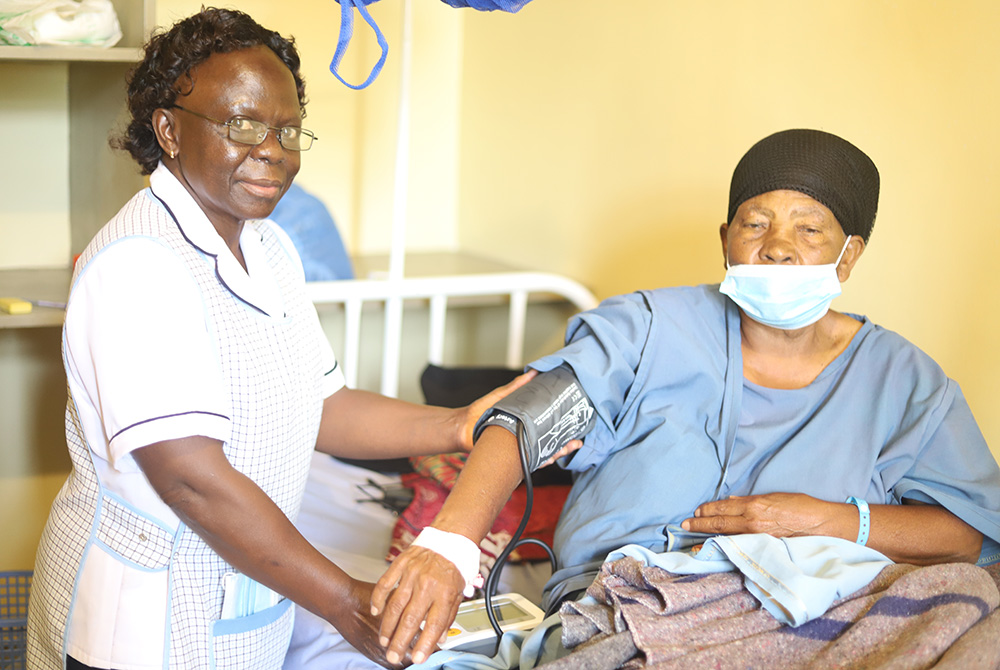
[724,224,732,271]
[330,0,390,90]
[833,235,853,271]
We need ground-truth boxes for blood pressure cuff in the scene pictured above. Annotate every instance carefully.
[473,364,596,472]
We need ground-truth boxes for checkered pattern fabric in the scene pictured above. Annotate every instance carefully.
[28,186,330,670]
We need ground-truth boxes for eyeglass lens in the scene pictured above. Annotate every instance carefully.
[228,118,315,151]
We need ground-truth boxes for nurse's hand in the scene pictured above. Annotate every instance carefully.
[333,579,414,669]
[457,370,537,451]
[681,493,836,538]
[370,546,465,666]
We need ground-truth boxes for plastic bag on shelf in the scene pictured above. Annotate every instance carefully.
[0,0,122,47]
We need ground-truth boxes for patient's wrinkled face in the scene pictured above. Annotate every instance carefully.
[721,190,849,268]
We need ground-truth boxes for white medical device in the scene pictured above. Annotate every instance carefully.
[440,593,545,655]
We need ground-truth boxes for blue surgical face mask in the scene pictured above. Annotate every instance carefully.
[719,237,853,330]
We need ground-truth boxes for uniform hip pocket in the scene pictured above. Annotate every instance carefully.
[209,598,294,670]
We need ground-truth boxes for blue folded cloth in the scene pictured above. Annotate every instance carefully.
[607,533,893,627]
[268,184,354,282]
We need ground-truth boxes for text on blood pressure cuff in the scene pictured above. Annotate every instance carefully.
[473,364,596,471]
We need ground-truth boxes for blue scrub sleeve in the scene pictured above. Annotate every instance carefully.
[529,293,653,471]
[890,384,1000,546]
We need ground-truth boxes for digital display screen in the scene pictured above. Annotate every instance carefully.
[456,600,533,633]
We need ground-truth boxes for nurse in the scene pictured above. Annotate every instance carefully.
[25,8,551,670]
[371,129,1000,666]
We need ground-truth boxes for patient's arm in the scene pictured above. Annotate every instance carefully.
[370,426,525,666]
[681,493,983,565]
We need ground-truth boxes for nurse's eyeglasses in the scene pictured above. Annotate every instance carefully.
[172,105,317,151]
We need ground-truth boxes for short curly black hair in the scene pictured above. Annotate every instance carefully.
[113,7,307,175]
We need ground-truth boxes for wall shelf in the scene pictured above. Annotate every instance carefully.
[0,45,143,62]
[0,268,71,329]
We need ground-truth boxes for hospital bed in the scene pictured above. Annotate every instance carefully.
[284,262,599,669]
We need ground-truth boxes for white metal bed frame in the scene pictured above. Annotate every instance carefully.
[306,272,599,398]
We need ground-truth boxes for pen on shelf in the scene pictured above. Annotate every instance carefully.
[29,299,68,310]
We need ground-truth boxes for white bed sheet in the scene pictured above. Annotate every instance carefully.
[284,453,553,669]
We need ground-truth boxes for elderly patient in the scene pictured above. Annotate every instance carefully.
[371,129,1000,666]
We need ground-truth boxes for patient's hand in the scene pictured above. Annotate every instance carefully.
[681,493,835,538]
[370,546,465,666]
[333,578,414,669]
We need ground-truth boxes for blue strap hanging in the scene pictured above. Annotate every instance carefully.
[330,0,390,90]
[437,0,532,9]
[330,0,534,90]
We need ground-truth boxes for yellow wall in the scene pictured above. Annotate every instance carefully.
[454,0,1000,459]
[0,63,70,267]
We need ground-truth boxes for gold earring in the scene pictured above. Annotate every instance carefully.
[169,150,176,159]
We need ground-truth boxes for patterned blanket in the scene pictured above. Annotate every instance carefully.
[544,558,1000,669]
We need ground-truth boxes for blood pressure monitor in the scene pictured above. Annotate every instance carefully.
[439,593,545,655]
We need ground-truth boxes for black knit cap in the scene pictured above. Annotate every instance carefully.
[727,129,880,242]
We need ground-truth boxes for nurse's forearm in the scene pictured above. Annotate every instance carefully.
[315,372,538,461]
[316,387,465,459]
[134,437,357,626]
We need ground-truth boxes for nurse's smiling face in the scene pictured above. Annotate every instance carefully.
[153,45,302,237]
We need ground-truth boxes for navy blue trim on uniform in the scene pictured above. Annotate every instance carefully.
[148,187,271,318]
[213,265,270,317]
[148,188,211,258]
[111,410,231,442]
[323,361,340,377]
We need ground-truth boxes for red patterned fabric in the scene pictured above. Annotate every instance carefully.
[386,453,569,583]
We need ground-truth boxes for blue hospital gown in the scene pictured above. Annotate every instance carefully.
[529,285,1000,574]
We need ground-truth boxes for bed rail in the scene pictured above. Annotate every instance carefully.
[307,272,598,397]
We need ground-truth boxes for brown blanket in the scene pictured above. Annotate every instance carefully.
[545,559,1000,669]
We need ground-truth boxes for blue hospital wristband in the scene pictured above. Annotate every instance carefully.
[846,496,871,546]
